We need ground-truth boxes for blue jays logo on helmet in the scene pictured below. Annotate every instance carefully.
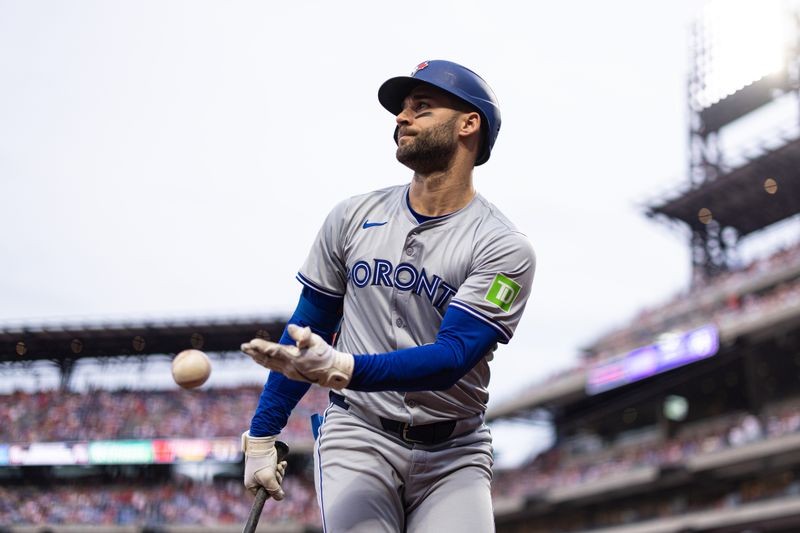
[410,61,429,76]
[378,59,502,166]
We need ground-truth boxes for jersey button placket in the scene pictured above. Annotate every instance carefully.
[405,230,416,258]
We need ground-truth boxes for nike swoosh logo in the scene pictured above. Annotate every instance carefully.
[362,220,388,229]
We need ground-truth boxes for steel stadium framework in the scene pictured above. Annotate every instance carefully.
[490,2,800,532]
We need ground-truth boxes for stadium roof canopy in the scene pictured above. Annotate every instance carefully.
[647,135,800,236]
[0,314,287,363]
[698,72,791,135]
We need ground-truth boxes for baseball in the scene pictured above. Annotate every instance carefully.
[171,349,211,389]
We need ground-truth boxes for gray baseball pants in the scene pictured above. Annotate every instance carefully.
[313,402,495,532]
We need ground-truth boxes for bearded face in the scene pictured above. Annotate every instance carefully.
[395,115,459,175]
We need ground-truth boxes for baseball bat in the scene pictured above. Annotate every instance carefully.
[242,440,290,533]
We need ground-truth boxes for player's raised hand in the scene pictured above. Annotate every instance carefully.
[241,325,354,389]
[240,338,299,378]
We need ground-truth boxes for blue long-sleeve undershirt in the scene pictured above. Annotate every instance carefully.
[249,286,500,436]
[348,309,498,391]
[249,287,342,437]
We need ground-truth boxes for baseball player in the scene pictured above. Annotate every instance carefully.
[241,60,536,532]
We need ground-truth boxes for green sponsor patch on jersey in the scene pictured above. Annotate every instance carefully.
[485,273,521,312]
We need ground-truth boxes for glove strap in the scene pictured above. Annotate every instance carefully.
[322,350,355,390]
[241,431,277,457]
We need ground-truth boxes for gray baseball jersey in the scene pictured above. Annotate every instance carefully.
[297,183,536,423]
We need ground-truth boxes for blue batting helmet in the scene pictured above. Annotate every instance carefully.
[378,60,501,166]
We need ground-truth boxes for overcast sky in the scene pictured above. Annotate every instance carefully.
[1,0,728,462]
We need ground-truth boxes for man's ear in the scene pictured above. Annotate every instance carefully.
[459,111,481,138]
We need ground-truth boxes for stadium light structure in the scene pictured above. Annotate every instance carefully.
[646,0,800,281]
[692,0,795,110]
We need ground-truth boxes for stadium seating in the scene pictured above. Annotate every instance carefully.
[2,385,329,444]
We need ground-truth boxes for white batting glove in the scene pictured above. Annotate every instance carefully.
[241,325,354,389]
[241,432,287,499]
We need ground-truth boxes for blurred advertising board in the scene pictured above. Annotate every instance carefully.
[8,441,89,465]
[88,440,154,464]
[152,438,241,463]
[1,437,241,466]
[586,324,720,395]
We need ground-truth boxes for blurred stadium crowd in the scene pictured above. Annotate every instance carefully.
[584,241,800,363]
[493,242,800,497]
[492,398,800,499]
[496,470,800,532]
[2,241,798,529]
[1,385,328,529]
[4,385,329,443]
[489,239,800,531]
[534,241,800,389]
[0,476,320,527]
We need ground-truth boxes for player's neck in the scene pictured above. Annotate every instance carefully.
[408,167,475,217]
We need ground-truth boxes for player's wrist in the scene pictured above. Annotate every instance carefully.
[241,431,277,457]
[324,350,354,390]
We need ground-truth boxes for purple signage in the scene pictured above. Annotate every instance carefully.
[586,324,719,395]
